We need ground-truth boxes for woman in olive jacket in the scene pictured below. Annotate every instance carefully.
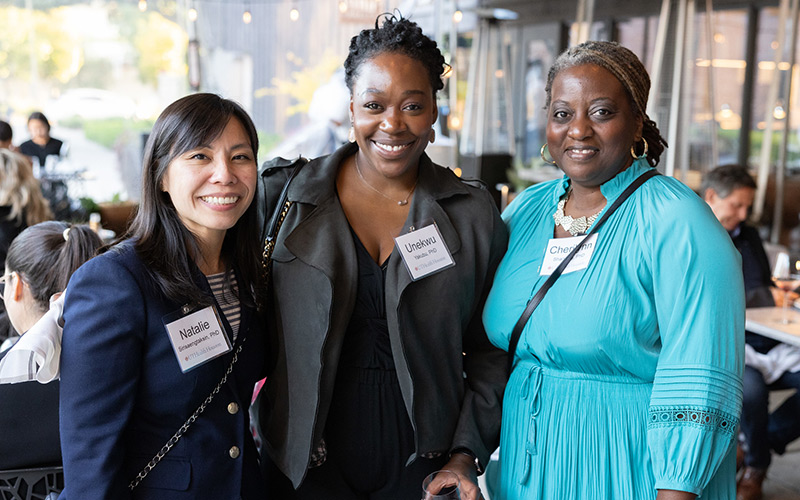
[258,17,507,500]
[259,140,507,498]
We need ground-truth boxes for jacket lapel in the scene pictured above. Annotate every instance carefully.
[387,153,466,301]
[280,145,358,281]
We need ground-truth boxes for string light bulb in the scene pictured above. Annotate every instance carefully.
[338,1,348,13]
[289,6,299,21]
[188,7,198,21]
[243,10,252,23]
[453,8,463,23]
[138,0,147,12]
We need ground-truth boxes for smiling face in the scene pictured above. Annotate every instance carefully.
[350,51,437,179]
[546,64,643,189]
[160,117,256,247]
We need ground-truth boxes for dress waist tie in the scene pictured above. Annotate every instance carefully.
[518,363,542,484]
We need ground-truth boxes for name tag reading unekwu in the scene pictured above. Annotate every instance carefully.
[395,223,455,281]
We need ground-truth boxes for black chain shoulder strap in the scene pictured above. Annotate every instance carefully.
[506,169,658,374]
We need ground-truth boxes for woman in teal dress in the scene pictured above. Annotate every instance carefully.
[483,41,744,499]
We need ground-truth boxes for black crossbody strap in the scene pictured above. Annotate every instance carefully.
[261,158,308,283]
[506,169,658,374]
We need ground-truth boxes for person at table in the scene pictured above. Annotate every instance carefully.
[257,14,508,500]
[0,221,102,470]
[58,93,266,499]
[702,164,800,500]
[19,112,63,169]
[0,120,16,151]
[483,41,744,500]
[0,149,53,346]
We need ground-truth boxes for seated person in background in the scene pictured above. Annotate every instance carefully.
[19,112,63,169]
[0,222,102,470]
[0,149,53,345]
[702,164,800,500]
[0,120,15,151]
[1,121,33,168]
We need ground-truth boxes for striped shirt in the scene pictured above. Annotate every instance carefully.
[206,271,241,342]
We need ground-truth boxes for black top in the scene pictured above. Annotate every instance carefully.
[731,224,780,353]
[337,232,394,371]
[19,138,63,167]
[0,349,62,469]
[322,231,416,487]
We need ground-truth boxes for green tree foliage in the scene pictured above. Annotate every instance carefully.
[0,6,81,82]
[108,3,186,86]
[255,50,342,117]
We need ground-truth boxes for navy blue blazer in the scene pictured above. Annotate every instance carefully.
[58,242,266,499]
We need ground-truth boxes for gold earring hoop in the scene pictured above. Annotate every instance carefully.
[429,129,436,144]
[540,144,557,165]
[348,127,356,143]
[630,138,649,160]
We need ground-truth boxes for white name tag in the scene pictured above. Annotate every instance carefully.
[164,305,232,373]
[395,223,455,281]
[540,233,598,276]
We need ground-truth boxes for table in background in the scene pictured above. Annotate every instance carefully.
[745,307,800,347]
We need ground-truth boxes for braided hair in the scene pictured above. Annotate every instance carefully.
[344,13,446,98]
[545,41,668,167]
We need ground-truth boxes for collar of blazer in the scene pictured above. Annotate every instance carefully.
[273,141,473,286]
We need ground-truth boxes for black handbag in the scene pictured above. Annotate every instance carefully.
[506,169,658,374]
[260,157,308,282]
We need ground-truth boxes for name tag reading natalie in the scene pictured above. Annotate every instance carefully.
[540,233,598,276]
[163,305,232,373]
[395,223,455,281]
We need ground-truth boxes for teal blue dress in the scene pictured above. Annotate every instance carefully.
[483,159,744,499]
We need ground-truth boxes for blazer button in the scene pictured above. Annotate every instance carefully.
[229,446,240,459]
[227,402,239,414]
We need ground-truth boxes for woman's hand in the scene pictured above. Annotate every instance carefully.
[656,489,697,500]
[427,454,483,500]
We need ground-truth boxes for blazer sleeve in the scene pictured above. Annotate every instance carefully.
[60,254,146,499]
[451,194,510,469]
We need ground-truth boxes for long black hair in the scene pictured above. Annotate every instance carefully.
[124,93,261,307]
[6,221,103,313]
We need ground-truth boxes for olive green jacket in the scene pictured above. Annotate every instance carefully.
[257,142,508,487]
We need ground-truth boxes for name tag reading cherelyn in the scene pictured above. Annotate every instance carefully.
[540,233,598,276]
[163,305,232,373]
[394,223,455,281]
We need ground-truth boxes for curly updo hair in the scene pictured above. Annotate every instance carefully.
[344,13,446,97]
[545,41,668,167]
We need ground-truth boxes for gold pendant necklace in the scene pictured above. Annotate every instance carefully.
[354,154,418,206]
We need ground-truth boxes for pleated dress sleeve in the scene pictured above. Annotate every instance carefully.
[643,180,745,495]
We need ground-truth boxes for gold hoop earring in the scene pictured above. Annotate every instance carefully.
[429,129,436,144]
[630,138,649,160]
[348,127,356,143]
[540,144,556,165]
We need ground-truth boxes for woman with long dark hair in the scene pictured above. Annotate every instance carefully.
[58,93,266,499]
